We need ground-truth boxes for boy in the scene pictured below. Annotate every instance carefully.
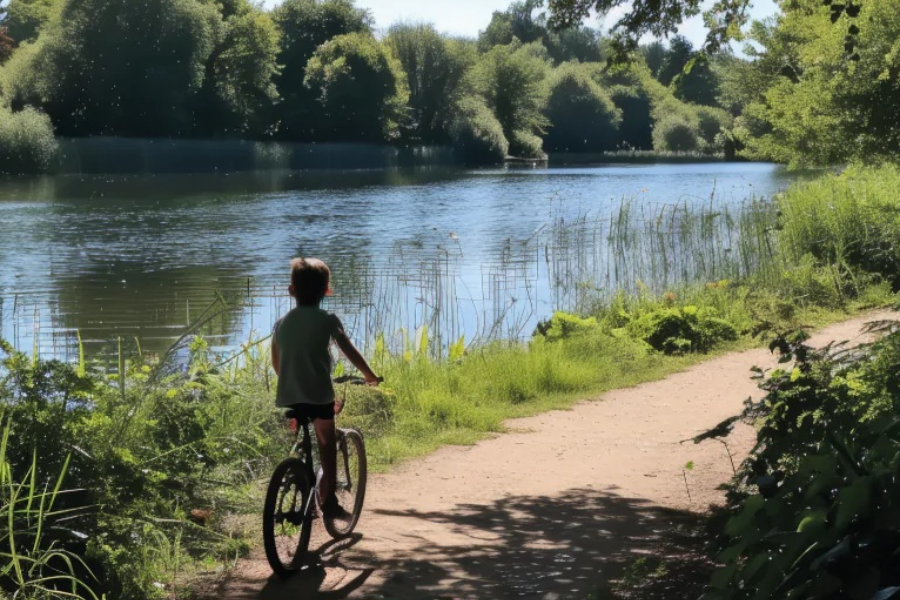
[271,257,380,519]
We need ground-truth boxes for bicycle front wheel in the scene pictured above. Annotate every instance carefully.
[324,429,367,538]
[263,458,313,576]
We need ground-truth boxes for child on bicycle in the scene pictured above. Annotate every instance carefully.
[271,257,380,519]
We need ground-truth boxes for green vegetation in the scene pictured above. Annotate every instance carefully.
[0,105,57,174]
[0,0,739,171]
[6,165,900,598]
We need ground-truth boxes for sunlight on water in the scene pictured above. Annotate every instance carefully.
[0,163,798,361]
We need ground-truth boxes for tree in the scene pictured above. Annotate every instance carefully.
[544,62,621,152]
[271,0,372,141]
[546,0,750,52]
[478,0,604,64]
[478,0,546,52]
[5,0,221,137]
[303,32,409,142]
[0,27,13,63]
[465,40,551,157]
[734,0,900,165]
[2,0,59,45]
[385,23,475,143]
[641,41,666,79]
[194,2,281,137]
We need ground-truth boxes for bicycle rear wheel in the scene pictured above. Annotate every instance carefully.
[323,429,367,538]
[263,458,313,576]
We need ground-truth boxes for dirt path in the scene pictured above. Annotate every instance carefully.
[214,311,896,600]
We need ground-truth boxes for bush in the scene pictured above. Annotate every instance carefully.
[707,330,900,600]
[626,305,738,354]
[0,106,58,174]
[544,63,621,153]
[695,106,730,153]
[534,312,601,342]
[449,95,509,164]
[652,116,700,153]
[509,128,546,159]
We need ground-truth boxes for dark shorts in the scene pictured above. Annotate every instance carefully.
[285,403,336,422]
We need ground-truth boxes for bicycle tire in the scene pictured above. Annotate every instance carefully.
[323,429,367,538]
[263,458,313,576]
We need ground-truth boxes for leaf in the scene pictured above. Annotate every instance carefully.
[835,477,872,530]
[871,587,900,600]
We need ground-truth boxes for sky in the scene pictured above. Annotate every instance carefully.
[260,0,781,49]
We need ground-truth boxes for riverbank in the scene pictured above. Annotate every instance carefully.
[4,165,900,599]
[210,309,897,600]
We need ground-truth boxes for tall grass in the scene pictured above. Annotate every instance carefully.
[0,417,100,600]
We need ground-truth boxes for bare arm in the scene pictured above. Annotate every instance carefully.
[271,335,280,376]
[334,329,379,385]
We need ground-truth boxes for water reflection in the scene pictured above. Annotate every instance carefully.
[0,164,797,359]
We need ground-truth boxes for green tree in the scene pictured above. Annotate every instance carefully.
[735,0,900,165]
[478,0,603,64]
[271,0,372,141]
[194,2,281,137]
[2,0,59,44]
[303,32,409,142]
[0,27,12,63]
[5,0,221,137]
[449,95,509,163]
[466,40,551,157]
[385,23,475,143]
[544,62,621,152]
[547,0,749,52]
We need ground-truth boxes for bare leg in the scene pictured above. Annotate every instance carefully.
[313,418,337,502]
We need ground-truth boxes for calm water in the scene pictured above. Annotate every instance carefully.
[0,163,797,360]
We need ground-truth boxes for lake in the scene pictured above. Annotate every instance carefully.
[0,162,799,361]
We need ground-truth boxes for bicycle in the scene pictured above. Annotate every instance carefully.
[262,376,374,577]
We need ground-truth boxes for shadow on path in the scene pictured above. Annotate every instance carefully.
[236,486,702,600]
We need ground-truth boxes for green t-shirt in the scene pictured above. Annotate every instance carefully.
[274,306,342,407]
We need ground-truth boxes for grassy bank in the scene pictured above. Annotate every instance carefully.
[4,165,900,599]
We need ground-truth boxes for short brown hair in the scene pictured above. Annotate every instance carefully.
[290,258,331,306]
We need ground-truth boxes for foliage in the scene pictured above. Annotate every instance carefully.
[193,2,281,137]
[653,116,701,153]
[465,40,551,157]
[546,0,750,53]
[448,95,509,164]
[0,419,100,600]
[5,0,221,137]
[0,328,284,599]
[778,166,900,287]
[624,305,738,354]
[0,105,57,174]
[707,328,900,600]
[543,62,621,153]
[2,0,59,45]
[303,32,409,142]
[386,23,475,144]
[732,0,900,166]
[270,0,372,141]
[0,27,13,64]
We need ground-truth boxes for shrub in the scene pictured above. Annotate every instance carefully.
[707,330,900,600]
[652,116,700,153]
[544,63,621,153]
[0,106,58,174]
[534,311,600,342]
[695,106,730,153]
[509,128,546,159]
[449,95,509,164]
[626,306,738,354]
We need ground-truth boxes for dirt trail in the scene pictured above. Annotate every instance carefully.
[214,310,896,600]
